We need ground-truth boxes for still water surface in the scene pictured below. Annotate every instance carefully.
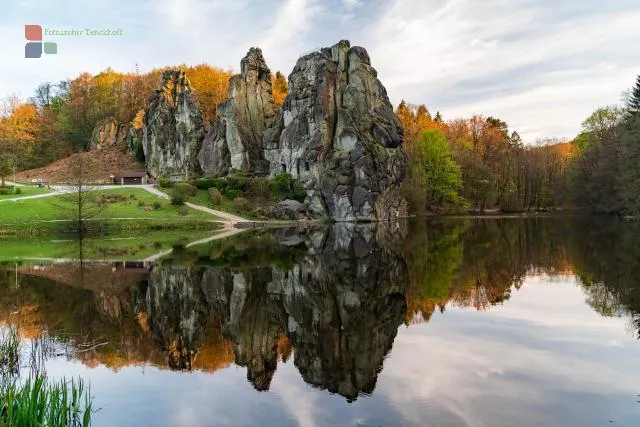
[1,218,639,426]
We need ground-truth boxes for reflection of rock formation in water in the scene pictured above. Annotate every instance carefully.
[274,223,408,401]
[146,266,208,369]
[197,223,409,399]
[139,223,408,399]
[203,268,282,391]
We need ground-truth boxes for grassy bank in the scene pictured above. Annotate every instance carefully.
[0,188,222,235]
[0,186,50,200]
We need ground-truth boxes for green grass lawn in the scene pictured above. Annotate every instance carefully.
[0,229,222,261]
[0,186,50,200]
[159,187,269,220]
[0,188,218,224]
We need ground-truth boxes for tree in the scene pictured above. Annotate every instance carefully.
[58,157,104,235]
[580,106,623,148]
[509,131,522,147]
[30,82,54,109]
[626,75,640,118]
[0,156,13,187]
[406,130,466,212]
[187,64,233,125]
[620,115,640,214]
[272,71,288,107]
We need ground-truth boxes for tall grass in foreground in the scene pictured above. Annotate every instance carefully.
[0,326,20,377]
[0,326,94,426]
[0,374,93,427]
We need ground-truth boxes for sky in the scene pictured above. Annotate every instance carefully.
[1,0,639,142]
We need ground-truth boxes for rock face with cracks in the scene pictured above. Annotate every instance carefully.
[198,48,277,177]
[89,117,128,150]
[263,40,407,221]
[142,70,205,179]
[142,41,407,220]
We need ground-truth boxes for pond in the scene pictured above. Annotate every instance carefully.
[0,217,639,426]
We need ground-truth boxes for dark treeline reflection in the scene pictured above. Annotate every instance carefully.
[0,218,639,400]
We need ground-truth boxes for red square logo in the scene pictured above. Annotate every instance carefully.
[25,24,42,41]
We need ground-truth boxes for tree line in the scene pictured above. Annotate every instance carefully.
[0,64,289,181]
[399,74,640,215]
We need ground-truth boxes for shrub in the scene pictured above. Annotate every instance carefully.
[208,188,223,206]
[178,206,189,216]
[227,174,248,190]
[174,182,197,197]
[170,186,189,205]
[152,201,162,210]
[14,187,21,195]
[292,183,307,202]
[158,177,173,188]
[195,177,225,190]
[0,188,10,195]
[223,187,238,200]
[233,197,252,211]
[137,200,146,208]
[270,173,306,202]
[246,178,271,200]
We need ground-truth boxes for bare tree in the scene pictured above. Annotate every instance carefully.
[58,157,104,236]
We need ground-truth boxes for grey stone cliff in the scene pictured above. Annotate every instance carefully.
[263,40,408,221]
[198,48,277,176]
[142,70,205,178]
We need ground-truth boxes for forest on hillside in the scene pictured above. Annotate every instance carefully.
[0,63,638,216]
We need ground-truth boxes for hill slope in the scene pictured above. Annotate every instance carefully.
[16,146,144,183]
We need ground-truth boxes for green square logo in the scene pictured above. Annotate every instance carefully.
[43,42,57,54]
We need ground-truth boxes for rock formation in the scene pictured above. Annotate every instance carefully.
[138,41,406,220]
[198,48,277,176]
[89,117,128,150]
[263,40,408,221]
[142,70,205,178]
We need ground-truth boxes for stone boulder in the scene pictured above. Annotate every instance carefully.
[269,199,308,220]
[89,117,128,150]
[263,40,408,221]
[198,48,277,176]
[142,70,205,178]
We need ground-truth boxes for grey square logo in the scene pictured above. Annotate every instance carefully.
[25,42,42,58]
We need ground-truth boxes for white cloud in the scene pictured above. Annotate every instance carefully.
[1,0,639,141]
[357,0,640,140]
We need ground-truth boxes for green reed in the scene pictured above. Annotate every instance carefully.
[0,327,94,426]
[0,326,20,377]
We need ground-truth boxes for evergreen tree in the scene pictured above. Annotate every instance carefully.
[626,75,640,118]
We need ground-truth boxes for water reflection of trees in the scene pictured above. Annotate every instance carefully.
[404,217,640,334]
[404,218,575,322]
[0,217,639,400]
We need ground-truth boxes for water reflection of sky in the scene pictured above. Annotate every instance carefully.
[42,275,640,427]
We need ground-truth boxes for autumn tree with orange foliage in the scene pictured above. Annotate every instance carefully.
[0,98,40,184]
[272,71,288,107]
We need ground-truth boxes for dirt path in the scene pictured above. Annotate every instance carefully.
[142,186,249,224]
